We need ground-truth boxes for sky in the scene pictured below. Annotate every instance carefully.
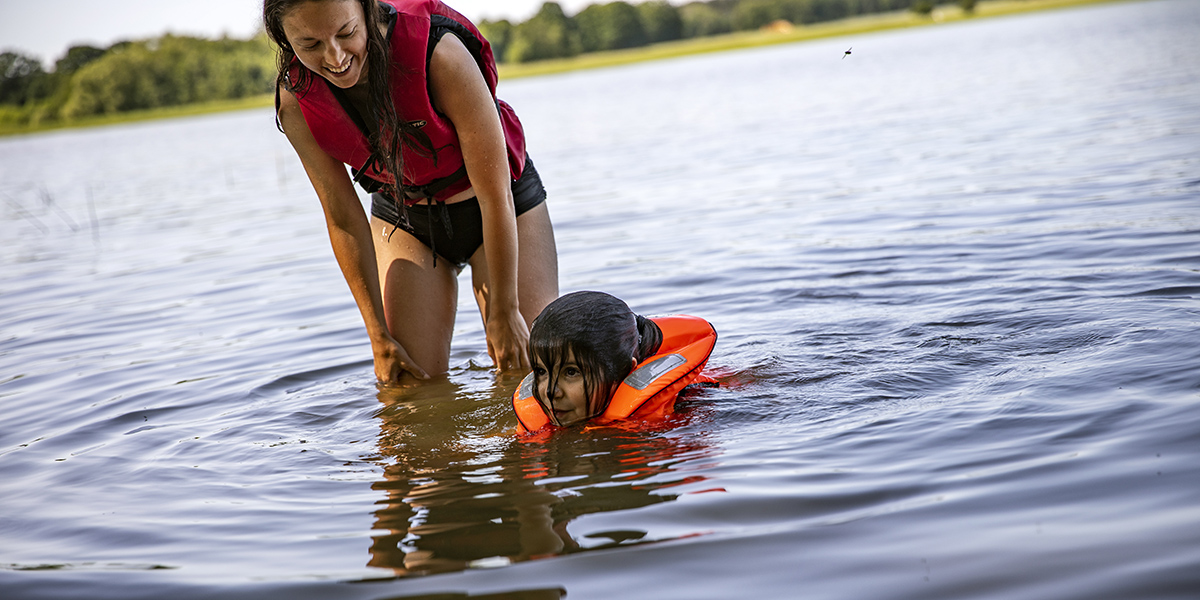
[0,0,611,67]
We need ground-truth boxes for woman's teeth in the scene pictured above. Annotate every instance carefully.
[327,59,351,74]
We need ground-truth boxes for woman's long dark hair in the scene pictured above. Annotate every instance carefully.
[264,0,432,207]
[528,291,663,422]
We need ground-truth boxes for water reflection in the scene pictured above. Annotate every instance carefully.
[367,379,718,576]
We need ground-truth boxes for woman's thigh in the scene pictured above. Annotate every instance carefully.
[469,202,559,327]
[372,216,460,376]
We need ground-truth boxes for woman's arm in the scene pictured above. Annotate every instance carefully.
[277,87,429,383]
[428,34,530,372]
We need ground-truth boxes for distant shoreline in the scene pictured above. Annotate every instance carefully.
[1,0,1132,137]
[497,0,1130,79]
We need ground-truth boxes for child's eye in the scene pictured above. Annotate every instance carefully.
[533,367,546,377]
[564,366,581,378]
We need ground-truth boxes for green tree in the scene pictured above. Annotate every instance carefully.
[575,2,647,53]
[55,45,106,75]
[911,0,935,15]
[807,0,852,22]
[638,1,684,44]
[506,2,581,63]
[478,19,514,63]
[60,34,274,119]
[680,2,734,38]
[731,0,780,30]
[19,46,108,123]
[0,51,48,106]
[775,0,816,25]
[63,44,156,116]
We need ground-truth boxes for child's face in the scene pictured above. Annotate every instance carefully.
[533,350,591,426]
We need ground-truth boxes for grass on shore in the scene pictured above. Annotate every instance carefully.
[1,0,1128,137]
[498,0,1125,79]
[0,94,275,137]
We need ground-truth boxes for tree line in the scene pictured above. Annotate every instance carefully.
[479,0,958,63]
[0,35,275,128]
[2,0,964,127]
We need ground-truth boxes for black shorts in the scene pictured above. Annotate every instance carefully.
[370,157,547,269]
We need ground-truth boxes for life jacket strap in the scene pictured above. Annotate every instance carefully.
[351,160,467,202]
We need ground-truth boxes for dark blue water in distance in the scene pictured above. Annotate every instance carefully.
[2,0,1199,598]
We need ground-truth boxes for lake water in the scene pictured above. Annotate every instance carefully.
[2,1,1199,598]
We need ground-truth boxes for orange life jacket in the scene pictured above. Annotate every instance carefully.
[512,315,718,435]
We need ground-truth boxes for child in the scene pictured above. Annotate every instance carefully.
[512,291,717,432]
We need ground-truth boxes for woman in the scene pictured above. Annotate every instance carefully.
[264,0,558,384]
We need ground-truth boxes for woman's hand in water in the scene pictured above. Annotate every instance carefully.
[373,336,429,385]
[487,307,531,372]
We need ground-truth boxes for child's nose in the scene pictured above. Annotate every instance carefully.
[539,381,561,401]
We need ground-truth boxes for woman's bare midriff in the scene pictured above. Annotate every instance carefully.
[411,186,475,206]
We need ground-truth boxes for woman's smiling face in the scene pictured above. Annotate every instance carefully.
[533,350,593,427]
[282,0,369,88]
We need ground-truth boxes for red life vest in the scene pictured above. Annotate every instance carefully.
[512,315,718,435]
[287,0,526,203]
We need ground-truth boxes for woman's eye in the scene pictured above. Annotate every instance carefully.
[533,367,546,377]
[564,367,580,377]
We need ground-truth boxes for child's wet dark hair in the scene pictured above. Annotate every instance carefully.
[528,291,662,420]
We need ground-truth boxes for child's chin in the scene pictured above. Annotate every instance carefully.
[556,415,586,427]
